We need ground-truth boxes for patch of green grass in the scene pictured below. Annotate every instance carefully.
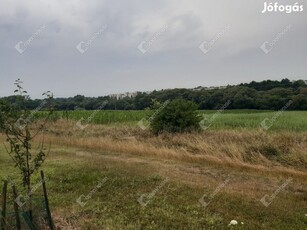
[0,143,306,229]
[37,110,307,131]
[37,110,151,125]
[199,111,307,131]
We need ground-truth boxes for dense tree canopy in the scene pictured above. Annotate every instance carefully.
[1,79,306,110]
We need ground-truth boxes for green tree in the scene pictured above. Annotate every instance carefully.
[0,79,53,220]
[150,99,201,134]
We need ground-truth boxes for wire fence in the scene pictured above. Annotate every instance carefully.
[0,171,54,230]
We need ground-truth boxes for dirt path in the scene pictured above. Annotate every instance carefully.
[72,148,307,200]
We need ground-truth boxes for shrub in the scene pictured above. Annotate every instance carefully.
[150,99,201,134]
[0,79,53,221]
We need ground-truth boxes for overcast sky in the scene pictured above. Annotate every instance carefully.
[0,0,306,98]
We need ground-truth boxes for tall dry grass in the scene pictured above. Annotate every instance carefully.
[38,120,307,178]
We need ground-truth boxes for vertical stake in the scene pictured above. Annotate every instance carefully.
[0,180,7,230]
[12,183,21,230]
[40,171,54,230]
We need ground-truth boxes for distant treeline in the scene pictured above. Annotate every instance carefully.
[1,79,307,110]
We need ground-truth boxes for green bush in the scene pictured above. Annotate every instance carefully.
[150,99,201,134]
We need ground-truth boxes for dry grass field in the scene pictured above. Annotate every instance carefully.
[1,116,307,229]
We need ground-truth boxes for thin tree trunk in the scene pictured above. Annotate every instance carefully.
[41,171,55,230]
[0,180,8,230]
[26,141,33,222]
[12,183,21,230]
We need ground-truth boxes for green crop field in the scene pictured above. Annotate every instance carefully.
[37,110,150,124]
[37,110,307,131]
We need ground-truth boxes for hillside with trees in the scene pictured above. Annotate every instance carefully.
[1,79,307,110]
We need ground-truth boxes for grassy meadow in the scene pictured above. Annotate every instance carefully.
[1,110,307,229]
[39,110,307,131]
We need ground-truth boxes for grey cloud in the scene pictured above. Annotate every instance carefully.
[0,0,306,98]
